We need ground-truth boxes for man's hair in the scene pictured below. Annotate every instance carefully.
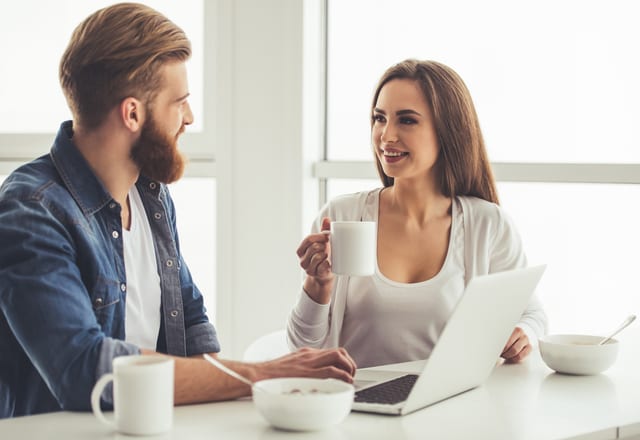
[59,2,191,130]
[370,59,499,204]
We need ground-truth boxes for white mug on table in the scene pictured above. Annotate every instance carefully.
[91,354,174,436]
[330,221,376,276]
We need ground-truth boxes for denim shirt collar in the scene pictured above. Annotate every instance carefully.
[50,121,114,216]
[49,121,163,213]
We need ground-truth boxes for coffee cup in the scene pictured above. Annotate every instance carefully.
[91,355,174,435]
[330,221,376,276]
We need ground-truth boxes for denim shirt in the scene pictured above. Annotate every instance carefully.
[0,121,220,418]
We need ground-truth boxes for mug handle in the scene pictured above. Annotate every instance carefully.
[91,373,115,427]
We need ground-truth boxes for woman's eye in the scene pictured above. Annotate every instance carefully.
[400,117,417,125]
[372,114,385,123]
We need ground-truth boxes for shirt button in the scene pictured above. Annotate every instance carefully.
[120,283,126,292]
[149,182,157,190]
[166,260,174,267]
[109,203,116,209]
[94,297,104,307]
[170,310,179,318]
[154,212,162,220]
[112,230,119,239]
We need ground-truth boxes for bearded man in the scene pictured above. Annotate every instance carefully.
[0,3,355,418]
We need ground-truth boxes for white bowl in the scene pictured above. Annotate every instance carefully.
[252,377,354,431]
[539,334,619,375]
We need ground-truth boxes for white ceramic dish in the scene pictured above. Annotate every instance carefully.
[252,377,354,431]
[539,334,619,375]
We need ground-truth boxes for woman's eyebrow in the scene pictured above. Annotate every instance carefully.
[373,108,422,116]
[396,109,422,116]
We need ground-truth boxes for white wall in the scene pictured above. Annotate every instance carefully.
[212,0,317,358]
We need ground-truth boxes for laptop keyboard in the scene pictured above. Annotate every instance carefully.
[354,374,419,405]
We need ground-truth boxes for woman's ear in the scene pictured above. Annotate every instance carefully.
[119,97,145,133]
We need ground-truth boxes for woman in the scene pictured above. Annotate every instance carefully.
[287,59,547,368]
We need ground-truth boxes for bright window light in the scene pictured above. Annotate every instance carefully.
[168,178,216,321]
[327,0,640,164]
[0,0,203,133]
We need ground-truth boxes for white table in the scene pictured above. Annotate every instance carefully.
[2,330,640,440]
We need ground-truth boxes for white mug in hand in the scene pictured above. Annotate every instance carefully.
[91,355,174,436]
[330,221,376,276]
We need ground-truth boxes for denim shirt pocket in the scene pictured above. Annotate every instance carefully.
[90,276,123,336]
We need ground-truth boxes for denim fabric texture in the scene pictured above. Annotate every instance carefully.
[0,121,220,418]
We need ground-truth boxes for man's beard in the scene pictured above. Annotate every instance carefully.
[130,114,186,184]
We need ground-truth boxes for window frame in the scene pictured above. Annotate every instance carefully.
[317,0,640,199]
[313,161,640,186]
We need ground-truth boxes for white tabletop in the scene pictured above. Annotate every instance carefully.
[2,330,640,440]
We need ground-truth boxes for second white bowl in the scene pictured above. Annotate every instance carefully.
[539,334,619,375]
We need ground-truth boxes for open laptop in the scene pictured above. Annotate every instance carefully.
[351,265,546,416]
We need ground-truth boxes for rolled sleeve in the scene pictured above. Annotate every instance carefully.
[185,322,220,356]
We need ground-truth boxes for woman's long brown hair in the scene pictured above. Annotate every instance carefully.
[371,59,499,204]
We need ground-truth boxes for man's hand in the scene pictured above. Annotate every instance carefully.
[170,346,356,405]
[254,347,356,383]
[501,327,531,363]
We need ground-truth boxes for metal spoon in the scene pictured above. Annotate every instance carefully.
[598,315,636,345]
[203,353,265,391]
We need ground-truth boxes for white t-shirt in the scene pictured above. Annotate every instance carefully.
[123,186,162,350]
[340,199,465,365]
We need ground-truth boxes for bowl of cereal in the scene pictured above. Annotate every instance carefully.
[539,334,619,375]
[252,377,354,431]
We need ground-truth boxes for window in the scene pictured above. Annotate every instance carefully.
[0,0,203,133]
[322,0,640,334]
[326,0,640,164]
[498,182,640,334]
[0,0,211,162]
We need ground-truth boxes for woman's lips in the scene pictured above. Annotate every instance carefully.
[381,149,408,163]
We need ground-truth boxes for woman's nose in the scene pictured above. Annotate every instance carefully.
[380,123,397,143]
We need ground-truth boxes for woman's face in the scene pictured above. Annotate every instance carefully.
[371,78,439,183]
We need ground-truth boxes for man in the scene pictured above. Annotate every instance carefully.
[0,3,355,418]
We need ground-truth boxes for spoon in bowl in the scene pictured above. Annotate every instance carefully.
[203,353,255,386]
[598,314,636,345]
[202,353,268,392]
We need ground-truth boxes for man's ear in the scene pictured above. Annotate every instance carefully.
[120,97,145,133]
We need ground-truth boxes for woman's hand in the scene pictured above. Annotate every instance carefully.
[501,327,532,363]
[296,217,334,304]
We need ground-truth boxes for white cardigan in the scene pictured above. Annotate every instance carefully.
[287,189,548,365]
